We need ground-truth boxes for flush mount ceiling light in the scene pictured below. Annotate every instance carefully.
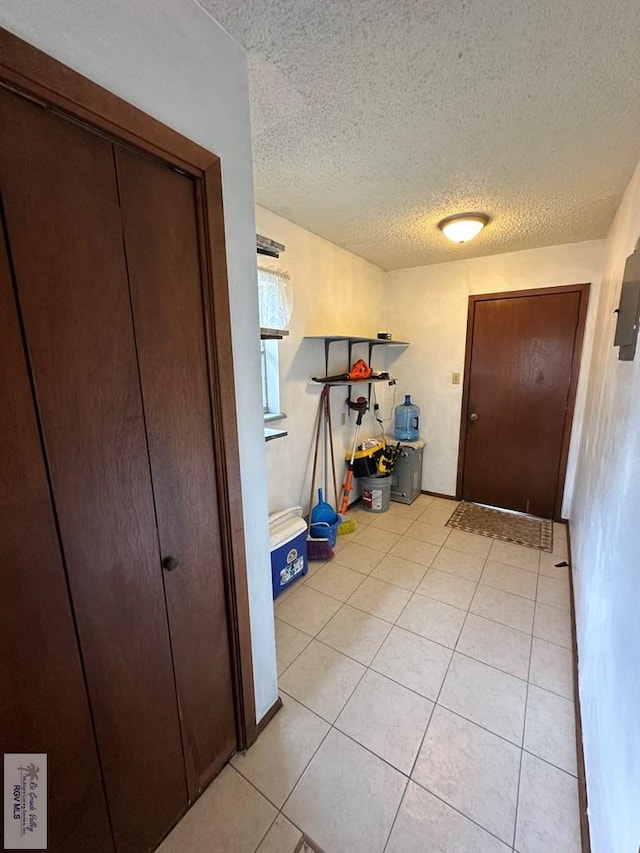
[438,213,490,243]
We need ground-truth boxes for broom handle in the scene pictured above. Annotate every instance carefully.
[339,417,362,514]
[326,389,339,510]
[307,390,324,534]
[323,387,328,498]
[339,471,352,515]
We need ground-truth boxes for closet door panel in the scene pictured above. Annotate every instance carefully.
[0,89,187,851]
[115,146,237,795]
[0,218,114,853]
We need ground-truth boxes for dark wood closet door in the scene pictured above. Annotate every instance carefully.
[0,89,187,851]
[115,147,237,796]
[0,218,114,853]
[462,291,582,517]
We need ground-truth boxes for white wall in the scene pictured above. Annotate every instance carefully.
[386,241,605,514]
[0,0,278,721]
[255,206,389,514]
[570,161,640,853]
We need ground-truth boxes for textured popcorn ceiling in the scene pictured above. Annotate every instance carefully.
[198,0,640,270]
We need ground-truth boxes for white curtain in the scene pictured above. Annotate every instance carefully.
[258,266,293,330]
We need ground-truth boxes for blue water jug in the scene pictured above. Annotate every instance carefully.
[394,394,420,441]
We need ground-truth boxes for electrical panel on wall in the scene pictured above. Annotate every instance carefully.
[614,239,640,361]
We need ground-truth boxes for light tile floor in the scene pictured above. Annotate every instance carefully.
[158,495,581,853]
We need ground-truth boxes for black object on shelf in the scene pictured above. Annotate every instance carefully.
[257,233,285,258]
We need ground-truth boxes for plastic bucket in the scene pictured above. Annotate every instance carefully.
[310,518,340,547]
[361,475,392,513]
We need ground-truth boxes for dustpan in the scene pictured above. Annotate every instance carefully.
[310,488,339,525]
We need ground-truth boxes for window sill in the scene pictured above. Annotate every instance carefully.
[264,427,287,442]
[264,412,287,423]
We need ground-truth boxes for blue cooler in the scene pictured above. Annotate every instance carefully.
[269,507,308,599]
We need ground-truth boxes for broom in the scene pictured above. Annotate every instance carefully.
[307,387,334,560]
[325,391,356,535]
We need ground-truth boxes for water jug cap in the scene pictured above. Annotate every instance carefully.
[404,394,411,404]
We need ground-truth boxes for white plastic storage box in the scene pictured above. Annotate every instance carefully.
[269,506,308,599]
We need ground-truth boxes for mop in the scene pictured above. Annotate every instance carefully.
[327,392,357,535]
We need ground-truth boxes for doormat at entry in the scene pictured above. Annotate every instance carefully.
[446,501,553,552]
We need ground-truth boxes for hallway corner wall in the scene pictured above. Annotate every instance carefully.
[570,159,640,853]
[255,205,388,514]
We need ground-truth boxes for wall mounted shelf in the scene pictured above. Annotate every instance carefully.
[257,234,285,258]
[264,427,287,442]
[310,377,394,387]
[260,327,289,340]
[304,335,409,376]
[304,335,408,408]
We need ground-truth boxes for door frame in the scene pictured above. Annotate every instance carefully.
[0,27,258,747]
[456,283,590,520]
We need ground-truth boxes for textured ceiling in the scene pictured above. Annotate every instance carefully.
[197,0,640,270]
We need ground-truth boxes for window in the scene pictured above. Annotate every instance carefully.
[258,265,290,429]
[261,337,283,420]
[258,266,291,330]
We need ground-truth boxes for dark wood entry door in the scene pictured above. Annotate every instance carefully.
[0,83,237,851]
[460,286,589,519]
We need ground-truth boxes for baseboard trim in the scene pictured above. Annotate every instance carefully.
[566,523,591,853]
[254,696,283,740]
[420,489,458,500]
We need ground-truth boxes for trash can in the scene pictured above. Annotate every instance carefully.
[361,475,392,513]
[269,507,308,599]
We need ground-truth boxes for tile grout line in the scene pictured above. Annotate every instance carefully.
[381,778,411,853]
[280,639,567,742]
[280,500,449,853]
[407,777,520,850]
[377,512,459,852]
[274,629,378,846]
[519,746,579,779]
[408,536,534,840]
[278,586,574,698]
[249,790,280,852]
[407,541,487,780]
[280,537,571,686]
[271,505,569,853]
[171,508,571,853]
[511,553,540,851]
[383,541,494,850]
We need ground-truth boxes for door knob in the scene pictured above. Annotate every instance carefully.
[469,412,479,421]
[162,556,179,572]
